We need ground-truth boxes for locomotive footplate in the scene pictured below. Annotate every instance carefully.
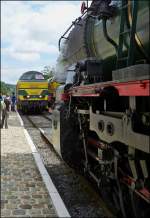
[69,79,150,97]
[69,64,150,97]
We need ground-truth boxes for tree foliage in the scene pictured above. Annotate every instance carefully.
[0,81,16,95]
[41,66,55,80]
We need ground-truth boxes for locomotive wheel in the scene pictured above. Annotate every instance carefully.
[112,180,127,218]
[22,106,26,114]
[99,176,117,214]
[118,184,135,218]
[130,190,150,218]
[99,176,127,218]
[60,104,83,170]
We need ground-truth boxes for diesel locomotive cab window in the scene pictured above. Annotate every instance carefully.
[35,74,44,80]
[20,72,45,80]
[20,73,33,80]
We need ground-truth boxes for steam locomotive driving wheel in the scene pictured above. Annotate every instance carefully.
[60,104,83,170]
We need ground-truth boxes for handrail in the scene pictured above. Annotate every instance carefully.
[102,18,118,53]
[58,11,87,51]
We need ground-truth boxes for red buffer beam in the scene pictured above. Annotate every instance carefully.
[69,80,150,97]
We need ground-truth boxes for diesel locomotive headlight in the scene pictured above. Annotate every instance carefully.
[39,95,42,98]
[27,95,30,98]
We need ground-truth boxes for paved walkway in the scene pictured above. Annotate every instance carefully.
[1,112,58,217]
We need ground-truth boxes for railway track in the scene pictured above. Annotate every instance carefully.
[20,112,115,218]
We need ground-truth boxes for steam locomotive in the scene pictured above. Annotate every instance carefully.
[49,1,150,217]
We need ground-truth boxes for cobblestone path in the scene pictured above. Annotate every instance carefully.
[1,113,57,217]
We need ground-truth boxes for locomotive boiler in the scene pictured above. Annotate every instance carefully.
[50,1,150,217]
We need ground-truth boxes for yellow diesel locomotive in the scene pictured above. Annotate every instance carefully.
[16,71,48,112]
[47,79,61,111]
[48,79,60,100]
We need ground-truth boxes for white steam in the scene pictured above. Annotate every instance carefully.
[54,40,69,83]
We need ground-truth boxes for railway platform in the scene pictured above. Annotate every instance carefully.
[1,112,70,217]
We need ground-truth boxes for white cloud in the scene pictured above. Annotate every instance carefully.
[1,1,82,83]
[11,52,40,62]
[28,1,50,6]
[2,40,59,62]
[1,66,43,84]
[1,1,81,61]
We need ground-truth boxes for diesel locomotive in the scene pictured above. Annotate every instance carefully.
[49,0,150,217]
[16,71,49,113]
[48,79,61,109]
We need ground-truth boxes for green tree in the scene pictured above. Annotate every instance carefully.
[42,66,55,80]
[0,81,16,95]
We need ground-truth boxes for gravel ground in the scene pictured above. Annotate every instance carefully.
[21,113,115,218]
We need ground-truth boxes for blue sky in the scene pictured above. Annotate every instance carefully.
[1,1,82,84]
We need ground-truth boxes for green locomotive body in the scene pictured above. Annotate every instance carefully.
[62,0,149,73]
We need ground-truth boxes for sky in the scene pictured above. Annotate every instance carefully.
[1,1,82,84]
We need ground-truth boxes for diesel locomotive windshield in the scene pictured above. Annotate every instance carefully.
[19,71,45,81]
